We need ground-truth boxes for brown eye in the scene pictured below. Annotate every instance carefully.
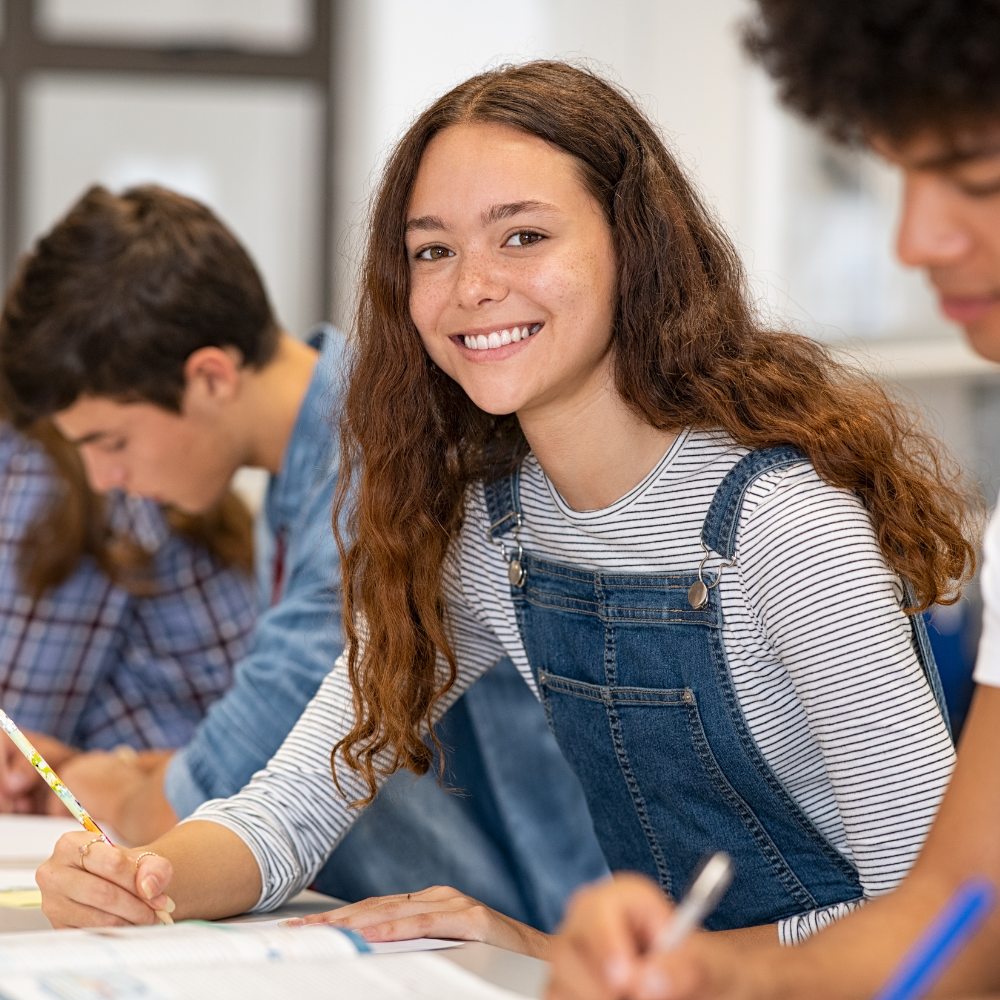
[504,231,544,247]
[416,245,455,260]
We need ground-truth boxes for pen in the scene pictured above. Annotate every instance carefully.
[0,706,173,924]
[654,852,734,952]
[872,879,996,1000]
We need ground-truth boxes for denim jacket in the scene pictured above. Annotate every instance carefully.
[164,327,344,815]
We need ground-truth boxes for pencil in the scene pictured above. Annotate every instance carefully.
[0,706,108,840]
[0,706,173,924]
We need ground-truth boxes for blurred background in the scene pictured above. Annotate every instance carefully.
[0,0,994,727]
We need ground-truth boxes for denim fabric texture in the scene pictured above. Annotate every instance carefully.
[484,447,951,930]
[315,657,610,932]
[164,327,346,813]
[0,424,256,750]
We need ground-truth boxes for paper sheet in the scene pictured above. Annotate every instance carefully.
[251,916,464,954]
[369,938,465,954]
[0,890,42,908]
[0,868,39,890]
[0,952,525,1000]
[0,815,82,865]
[0,862,42,907]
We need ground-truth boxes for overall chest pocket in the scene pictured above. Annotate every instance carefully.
[534,667,822,921]
[515,557,721,689]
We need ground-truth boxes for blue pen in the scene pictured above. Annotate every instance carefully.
[873,879,997,1000]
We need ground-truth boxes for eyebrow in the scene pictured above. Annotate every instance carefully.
[404,200,559,235]
[913,142,1000,171]
[480,200,558,225]
[64,430,109,447]
[405,215,448,234]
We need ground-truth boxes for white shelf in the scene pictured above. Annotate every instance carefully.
[831,336,1000,381]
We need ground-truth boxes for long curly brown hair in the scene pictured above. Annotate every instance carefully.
[333,60,978,802]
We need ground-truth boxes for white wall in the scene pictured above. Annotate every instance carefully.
[330,0,753,326]
[23,74,324,339]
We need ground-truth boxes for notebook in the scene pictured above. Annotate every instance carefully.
[0,922,527,999]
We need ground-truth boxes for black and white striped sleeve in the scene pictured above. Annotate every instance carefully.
[184,534,510,912]
[737,466,955,944]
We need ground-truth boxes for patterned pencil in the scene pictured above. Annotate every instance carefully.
[0,708,174,924]
[0,706,111,842]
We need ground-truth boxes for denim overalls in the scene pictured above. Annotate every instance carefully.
[484,446,950,929]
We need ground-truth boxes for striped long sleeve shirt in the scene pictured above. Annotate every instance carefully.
[191,428,955,944]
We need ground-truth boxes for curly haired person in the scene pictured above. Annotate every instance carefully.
[29,63,977,978]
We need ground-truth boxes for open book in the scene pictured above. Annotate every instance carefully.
[0,922,528,999]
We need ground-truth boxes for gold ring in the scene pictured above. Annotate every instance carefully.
[78,835,104,869]
[133,851,159,869]
[78,835,103,857]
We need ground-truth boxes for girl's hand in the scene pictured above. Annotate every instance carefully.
[547,874,709,1000]
[286,885,553,959]
[36,831,175,928]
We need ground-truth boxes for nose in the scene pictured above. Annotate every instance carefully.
[896,172,973,269]
[79,449,127,494]
[452,246,508,309]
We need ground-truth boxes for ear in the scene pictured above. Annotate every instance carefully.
[181,347,244,414]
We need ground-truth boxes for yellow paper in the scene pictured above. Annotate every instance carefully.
[0,889,42,907]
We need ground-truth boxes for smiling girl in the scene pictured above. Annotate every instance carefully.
[35,62,973,953]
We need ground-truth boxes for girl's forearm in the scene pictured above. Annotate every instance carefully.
[147,819,262,921]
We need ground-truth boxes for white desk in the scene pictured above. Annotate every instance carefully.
[0,889,549,998]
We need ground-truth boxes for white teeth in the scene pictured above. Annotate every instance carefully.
[465,327,539,350]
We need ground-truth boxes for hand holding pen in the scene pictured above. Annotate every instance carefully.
[653,853,734,953]
[0,706,175,925]
[547,854,734,1000]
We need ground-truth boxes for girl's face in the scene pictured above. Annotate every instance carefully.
[405,123,617,417]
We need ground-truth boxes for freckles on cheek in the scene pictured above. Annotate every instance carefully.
[407,273,446,338]
[535,247,610,316]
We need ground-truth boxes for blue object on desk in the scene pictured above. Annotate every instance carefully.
[872,879,996,1000]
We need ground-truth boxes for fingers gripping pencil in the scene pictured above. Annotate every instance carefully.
[0,706,174,924]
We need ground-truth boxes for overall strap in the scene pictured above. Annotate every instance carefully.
[900,578,954,740]
[701,445,953,740]
[484,469,523,542]
[701,446,806,559]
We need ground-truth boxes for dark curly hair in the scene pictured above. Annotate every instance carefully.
[744,0,1000,142]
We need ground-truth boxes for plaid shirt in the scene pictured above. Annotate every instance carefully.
[0,424,257,750]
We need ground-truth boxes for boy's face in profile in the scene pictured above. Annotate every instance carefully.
[873,124,1000,360]
[52,394,238,515]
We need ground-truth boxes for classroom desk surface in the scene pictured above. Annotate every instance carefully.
[0,888,550,999]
